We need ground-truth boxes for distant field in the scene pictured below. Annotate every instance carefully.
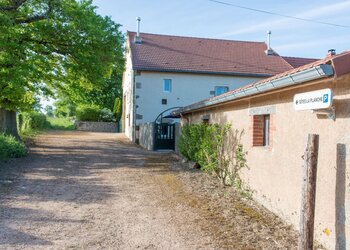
[47,117,76,130]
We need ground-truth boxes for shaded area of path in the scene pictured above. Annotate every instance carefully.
[0,131,299,249]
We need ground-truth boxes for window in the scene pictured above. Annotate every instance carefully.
[161,99,167,105]
[252,114,270,147]
[214,86,229,96]
[263,115,270,146]
[163,79,172,92]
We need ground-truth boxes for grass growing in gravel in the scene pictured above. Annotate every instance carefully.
[0,134,27,162]
[47,117,76,130]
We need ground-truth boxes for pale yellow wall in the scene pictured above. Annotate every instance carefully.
[183,74,350,249]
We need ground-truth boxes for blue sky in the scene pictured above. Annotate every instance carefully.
[92,0,350,59]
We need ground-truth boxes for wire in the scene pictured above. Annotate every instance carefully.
[209,0,350,28]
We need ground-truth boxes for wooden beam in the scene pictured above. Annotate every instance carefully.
[298,134,319,250]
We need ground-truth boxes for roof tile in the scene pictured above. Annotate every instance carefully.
[128,32,294,76]
[282,56,319,68]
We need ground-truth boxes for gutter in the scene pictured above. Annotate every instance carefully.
[176,64,334,115]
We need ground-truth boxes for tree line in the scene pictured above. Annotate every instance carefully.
[0,0,125,137]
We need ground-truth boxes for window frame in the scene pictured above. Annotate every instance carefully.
[252,114,271,148]
[163,79,172,93]
[214,86,229,96]
[263,115,270,147]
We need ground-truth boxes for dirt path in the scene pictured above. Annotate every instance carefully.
[0,131,299,249]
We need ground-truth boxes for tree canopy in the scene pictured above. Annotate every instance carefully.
[0,0,125,112]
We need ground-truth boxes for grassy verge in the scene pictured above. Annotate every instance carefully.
[19,117,75,143]
[0,133,28,162]
[47,117,76,130]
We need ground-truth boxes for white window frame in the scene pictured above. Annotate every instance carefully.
[263,115,270,147]
[163,79,172,93]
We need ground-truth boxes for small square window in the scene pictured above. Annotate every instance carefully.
[162,99,167,105]
[214,86,229,96]
[163,79,172,92]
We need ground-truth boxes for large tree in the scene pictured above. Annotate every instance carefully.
[0,0,124,137]
[58,66,123,113]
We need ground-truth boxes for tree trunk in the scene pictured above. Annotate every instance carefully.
[0,108,19,139]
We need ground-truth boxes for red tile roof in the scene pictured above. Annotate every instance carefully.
[282,56,319,68]
[128,32,294,76]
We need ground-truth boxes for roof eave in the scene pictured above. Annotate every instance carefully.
[176,64,334,115]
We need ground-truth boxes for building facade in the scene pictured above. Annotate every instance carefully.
[122,31,314,142]
[177,51,350,249]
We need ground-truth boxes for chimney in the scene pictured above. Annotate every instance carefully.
[135,17,142,44]
[327,49,336,57]
[265,30,274,55]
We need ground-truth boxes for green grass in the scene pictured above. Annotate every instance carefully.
[0,133,28,162]
[46,117,76,130]
[18,117,75,143]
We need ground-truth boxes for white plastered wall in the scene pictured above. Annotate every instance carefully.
[134,71,262,126]
[122,44,135,140]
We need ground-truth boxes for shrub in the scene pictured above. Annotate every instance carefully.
[100,108,115,122]
[19,111,49,132]
[0,133,27,161]
[76,105,101,122]
[178,123,206,162]
[76,105,115,122]
[113,97,122,122]
[178,123,248,186]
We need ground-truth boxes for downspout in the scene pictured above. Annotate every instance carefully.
[132,71,136,142]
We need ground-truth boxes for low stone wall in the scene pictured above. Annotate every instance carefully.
[76,121,118,133]
[139,122,155,150]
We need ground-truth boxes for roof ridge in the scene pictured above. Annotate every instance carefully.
[282,55,319,60]
[127,30,265,44]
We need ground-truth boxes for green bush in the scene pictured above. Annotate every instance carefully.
[178,123,248,186]
[178,123,207,162]
[113,97,122,122]
[76,105,101,122]
[76,105,115,122]
[0,134,27,161]
[19,111,49,132]
[100,108,115,122]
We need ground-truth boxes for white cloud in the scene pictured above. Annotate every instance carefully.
[217,1,350,37]
[274,35,350,56]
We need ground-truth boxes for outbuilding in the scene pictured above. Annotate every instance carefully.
[177,50,350,249]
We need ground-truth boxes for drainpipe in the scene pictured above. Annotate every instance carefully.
[132,71,136,142]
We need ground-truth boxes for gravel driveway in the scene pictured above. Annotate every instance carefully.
[0,131,299,249]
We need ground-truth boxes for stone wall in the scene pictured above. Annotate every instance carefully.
[76,121,118,133]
